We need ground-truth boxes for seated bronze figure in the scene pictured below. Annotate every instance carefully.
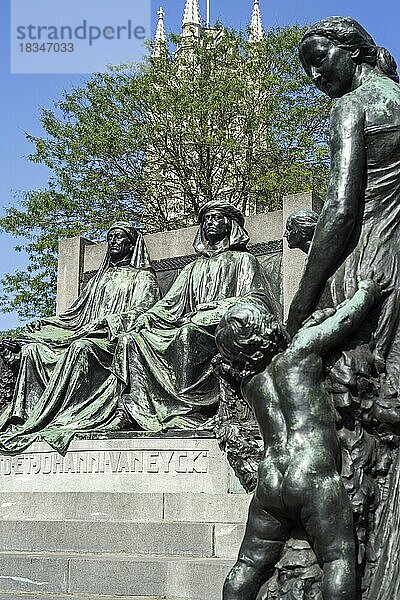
[0,223,160,453]
[113,199,278,432]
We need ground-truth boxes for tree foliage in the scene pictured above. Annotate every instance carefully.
[0,25,331,320]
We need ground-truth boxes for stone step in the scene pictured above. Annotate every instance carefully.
[0,519,245,560]
[0,552,233,600]
[0,492,249,523]
[164,493,250,523]
[0,595,186,600]
[0,521,244,562]
[0,521,216,557]
[0,492,164,523]
[0,595,188,600]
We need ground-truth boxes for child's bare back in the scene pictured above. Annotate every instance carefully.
[243,344,343,516]
[216,281,379,600]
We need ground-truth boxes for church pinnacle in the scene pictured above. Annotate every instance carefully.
[249,0,265,42]
[182,0,202,37]
[153,6,167,58]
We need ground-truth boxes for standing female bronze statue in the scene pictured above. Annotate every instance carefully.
[288,16,400,386]
[286,17,400,599]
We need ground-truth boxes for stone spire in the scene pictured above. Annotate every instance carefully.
[249,0,265,42]
[153,6,167,58]
[182,0,202,37]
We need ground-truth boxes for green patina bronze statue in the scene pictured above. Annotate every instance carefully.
[288,17,400,385]
[0,15,398,599]
[222,16,400,600]
[113,199,279,432]
[284,208,319,254]
[287,17,400,600]
[216,280,384,600]
[0,222,160,453]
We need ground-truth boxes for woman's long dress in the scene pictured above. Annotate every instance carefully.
[329,75,400,384]
[323,73,400,599]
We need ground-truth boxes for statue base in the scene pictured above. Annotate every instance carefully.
[0,434,249,599]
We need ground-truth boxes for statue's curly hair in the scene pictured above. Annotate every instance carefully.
[216,300,286,378]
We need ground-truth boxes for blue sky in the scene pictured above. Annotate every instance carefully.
[0,0,399,329]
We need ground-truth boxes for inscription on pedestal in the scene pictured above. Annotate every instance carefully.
[0,449,209,477]
[0,438,235,494]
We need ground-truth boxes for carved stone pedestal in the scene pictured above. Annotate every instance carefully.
[0,434,249,599]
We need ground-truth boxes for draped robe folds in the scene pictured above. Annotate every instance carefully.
[307,74,400,598]
[0,264,160,454]
[113,249,278,432]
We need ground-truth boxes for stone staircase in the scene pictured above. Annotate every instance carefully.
[0,491,250,599]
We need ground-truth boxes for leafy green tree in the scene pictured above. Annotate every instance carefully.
[0,25,331,320]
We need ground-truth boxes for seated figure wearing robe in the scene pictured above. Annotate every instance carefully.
[113,199,279,432]
[0,222,160,453]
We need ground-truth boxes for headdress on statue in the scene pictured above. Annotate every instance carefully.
[286,209,319,236]
[107,221,151,269]
[48,221,153,331]
[194,199,250,255]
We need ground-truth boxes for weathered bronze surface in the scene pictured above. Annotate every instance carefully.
[0,223,160,453]
[0,16,398,600]
[284,208,318,254]
[288,17,400,352]
[220,16,400,600]
[212,210,318,495]
[293,18,400,600]
[217,283,381,599]
[113,200,279,432]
